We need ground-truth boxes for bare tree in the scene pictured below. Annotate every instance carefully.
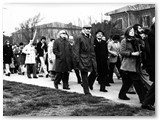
[16,13,43,43]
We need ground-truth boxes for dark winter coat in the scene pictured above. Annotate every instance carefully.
[3,44,13,64]
[94,39,109,74]
[73,33,97,72]
[53,37,73,72]
[120,38,141,72]
[36,41,47,57]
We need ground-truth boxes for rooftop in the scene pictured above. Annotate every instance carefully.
[105,4,155,15]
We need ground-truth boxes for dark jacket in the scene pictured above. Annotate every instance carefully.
[94,39,108,74]
[3,44,13,64]
[120,38,141,72]
[36,41,47,57]
[73,33,97,72]
[53,37,73,72]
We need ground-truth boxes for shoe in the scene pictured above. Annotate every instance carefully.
[141,104,155,111]
[39,75,44,77]
[63,87,70,90]
[54,82,58,89]
[85,93,92,96]
[127,91,136,94]
[28,76,32,79]
[33,76,38,79]
[119,96,130,100]
[46,74,49,78]
[100,89,108,92]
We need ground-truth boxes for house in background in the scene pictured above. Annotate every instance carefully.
[105,4,155,32]
[11,22,82,45]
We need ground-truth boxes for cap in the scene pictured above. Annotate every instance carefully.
[83,24,92,28]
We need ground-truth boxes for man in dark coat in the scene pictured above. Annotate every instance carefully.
[88,30,109,92]
[141,17,155,110]
[3,40,13,76]
[53,30,73,90]
[73,25,97,96]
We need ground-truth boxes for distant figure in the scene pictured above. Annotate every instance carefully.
[48,38,56,79]
[3,40,13,76]
[36,36,49,78]
[22,30,38,79]
[17,42,26,75]
[69,36,82,84]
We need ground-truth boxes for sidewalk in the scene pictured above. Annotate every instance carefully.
[3,71,141,107]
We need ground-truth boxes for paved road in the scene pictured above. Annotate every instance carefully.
[3,71,141,107]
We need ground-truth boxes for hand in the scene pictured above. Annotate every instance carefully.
[131,51,141,56]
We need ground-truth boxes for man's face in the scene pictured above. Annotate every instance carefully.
[96,32,103,39]
[83,27,91,34]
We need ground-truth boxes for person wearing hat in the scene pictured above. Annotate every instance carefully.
[53,30,72,90]
[88,30,109,92]
[73,24,97,96]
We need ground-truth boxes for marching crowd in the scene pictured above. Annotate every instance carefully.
[3,17,155,110]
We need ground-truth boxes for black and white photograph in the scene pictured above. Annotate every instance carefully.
[2,1,156,117]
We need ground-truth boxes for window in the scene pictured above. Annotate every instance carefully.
[142,15,150,27]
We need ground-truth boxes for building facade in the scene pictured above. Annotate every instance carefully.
[105,4,155,32]
[12,22,82,45]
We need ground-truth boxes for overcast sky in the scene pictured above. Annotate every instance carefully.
[3,3,134,36]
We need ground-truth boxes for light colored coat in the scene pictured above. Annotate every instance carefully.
[48,41,56,71]
[108,40,121,63]
[22,44,36,64]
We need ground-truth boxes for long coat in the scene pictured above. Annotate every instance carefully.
[73,33,97,72]
[94,39,108,74]
[3,44,13,64]
[48,41,56,71]
[53,38,73,72]
[22,44,36,64]
[120,38,141,72]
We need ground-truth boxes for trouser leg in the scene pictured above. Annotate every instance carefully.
[74,69,82,83]
[143,82,155,105]
[54,72,63,85]
[109,63,115,83]
[39,57,48,75]
[118,71,133,97]
[88,70,97,89]
[80,71,90,94]
[62,72,70,88]
[26,64,31,77]
[5,64,11,74]
[32,64,37,77]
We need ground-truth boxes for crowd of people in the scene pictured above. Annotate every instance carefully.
[3,17,155,111]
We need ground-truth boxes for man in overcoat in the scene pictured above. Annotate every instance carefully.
[53,30,73,90]
[73,25,97,95]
